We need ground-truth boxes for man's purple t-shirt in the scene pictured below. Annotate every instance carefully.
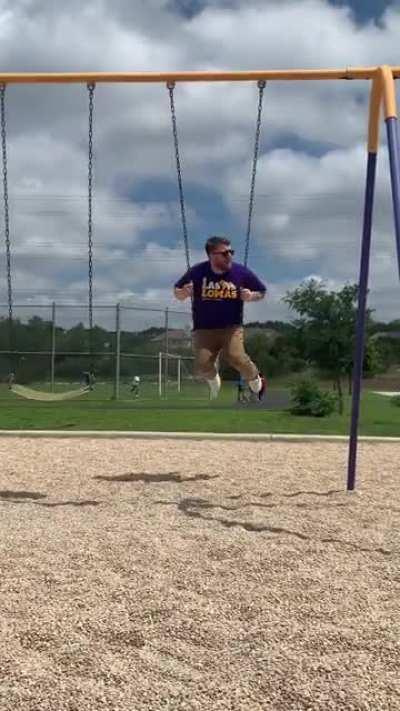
[175,261,266,330]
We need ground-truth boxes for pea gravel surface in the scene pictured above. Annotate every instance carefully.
[0,437,399,711]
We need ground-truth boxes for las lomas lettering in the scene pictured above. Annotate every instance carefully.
[201,278,238,299]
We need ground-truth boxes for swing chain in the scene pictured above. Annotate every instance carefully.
[167,82,191,271]
[244,79,266,268]
[87,83,95,363]
[0,84,13,351]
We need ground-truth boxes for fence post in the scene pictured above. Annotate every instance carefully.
[51,301,56,392]
[164,307,169,398]
[114,303,121,400]
[177,356,181,393]
[158,352,163,397]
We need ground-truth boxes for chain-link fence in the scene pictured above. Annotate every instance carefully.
[0,302,197,400]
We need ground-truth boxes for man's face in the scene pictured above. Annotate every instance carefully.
[209,243,234,271]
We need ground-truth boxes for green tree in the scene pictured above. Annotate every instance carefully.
[283,279,374,414]
[362,338,385,378]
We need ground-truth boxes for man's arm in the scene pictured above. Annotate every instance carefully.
[240,289,265,302]
[174,284,193,301]
[174,268,193,301]
[241,268,267,302]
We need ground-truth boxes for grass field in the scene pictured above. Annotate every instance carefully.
[1,378,400,436]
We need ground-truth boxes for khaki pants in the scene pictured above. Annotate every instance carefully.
[192,326,258,381]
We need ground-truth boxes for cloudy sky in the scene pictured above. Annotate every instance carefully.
[0,0,400,330]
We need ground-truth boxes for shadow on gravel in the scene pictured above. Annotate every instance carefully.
[259,489,343,499]
[0,489,101,507]
[154,496,392,556]
[0,489,46,501]
[94,472,218,484]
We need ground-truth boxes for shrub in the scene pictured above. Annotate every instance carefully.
[290,378,337,417]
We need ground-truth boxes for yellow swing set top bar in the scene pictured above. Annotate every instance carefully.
[0,66,400,84]
[368,74,383,153]
[0,65,396,150]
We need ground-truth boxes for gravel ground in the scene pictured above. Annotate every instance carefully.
[0,437,399,711]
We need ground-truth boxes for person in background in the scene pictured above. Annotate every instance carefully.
[81,370,95,390]
[7,371,15,389]
[237,374,250,403]
[81,371,91,388]
[130,375,141,398]
[89,370,95,391]
[258,372,267,401]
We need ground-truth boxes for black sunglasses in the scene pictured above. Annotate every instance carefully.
[213,249,235,257]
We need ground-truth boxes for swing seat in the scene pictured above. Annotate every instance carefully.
[11,384,90,402]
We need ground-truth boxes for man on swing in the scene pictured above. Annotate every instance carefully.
[174,236,266,399]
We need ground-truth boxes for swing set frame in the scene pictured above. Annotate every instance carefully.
[1,65,400,491]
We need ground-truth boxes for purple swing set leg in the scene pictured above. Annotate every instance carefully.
[348,69,400,490]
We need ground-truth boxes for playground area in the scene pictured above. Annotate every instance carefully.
[2,52,400,710]
[1,436,399,710]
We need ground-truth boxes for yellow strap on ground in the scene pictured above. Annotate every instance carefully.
[11,384,90,402]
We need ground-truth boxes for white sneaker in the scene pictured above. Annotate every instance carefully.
[207,373,221,400]
[248,374,262,394]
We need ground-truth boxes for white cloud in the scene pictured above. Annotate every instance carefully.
[0,0,400,327]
